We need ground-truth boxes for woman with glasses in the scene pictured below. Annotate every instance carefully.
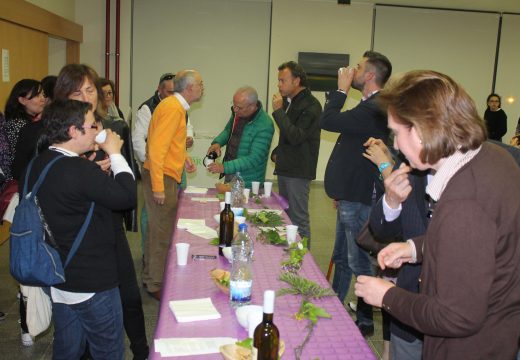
[98,77,125,121]
[52,64,149,360]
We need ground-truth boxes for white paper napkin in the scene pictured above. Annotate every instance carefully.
[186,224,218,240]
[177,219,206,229]
[154,337,236,357]
[184,186,209,194]
[169,297,221,323]
[190,197,219,202]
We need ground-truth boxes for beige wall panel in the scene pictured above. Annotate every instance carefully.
[496,14,520,142]
[49,37,67,74]
[0,20,48,109]
[373,6,499,116]
[267,0,374,181]
[26,0,76,22]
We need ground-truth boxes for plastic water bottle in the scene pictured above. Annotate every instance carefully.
[230,172,245,208]
[230,223,254,308]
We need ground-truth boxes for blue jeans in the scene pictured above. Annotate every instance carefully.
[52,287,124,360]
[332,200,374,325]
[390,333,423,360]
[277,176,311,248]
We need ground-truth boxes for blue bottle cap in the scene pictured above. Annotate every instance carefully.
[238,223,247,231]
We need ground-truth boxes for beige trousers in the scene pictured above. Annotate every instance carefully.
[141,169,178,292]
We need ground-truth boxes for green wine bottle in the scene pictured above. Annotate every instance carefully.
[253,290,279,360]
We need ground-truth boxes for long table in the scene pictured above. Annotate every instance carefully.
[150,190,376,359]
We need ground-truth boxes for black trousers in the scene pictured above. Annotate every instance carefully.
[113,213,149,360]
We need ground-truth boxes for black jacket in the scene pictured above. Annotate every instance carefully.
[321,91,389,205]
[369,168,427,342]
[271,88,322,180]
[102,118,139,232]
[23,150,136,292]
[484,108,507,142]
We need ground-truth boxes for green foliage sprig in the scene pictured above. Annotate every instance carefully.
[295,300,331,324]
[244,209,285,227]
[277,272,336,300]
[277,271,335,360]
[209,238,219,246]
[281,238,309,273]
[257,229,288,246]
[235,338,253,349]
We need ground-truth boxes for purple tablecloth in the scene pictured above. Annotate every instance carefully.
[150,190,376,359]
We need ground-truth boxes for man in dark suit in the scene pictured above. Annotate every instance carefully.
[320,50,392,336]
[369,161,427,359]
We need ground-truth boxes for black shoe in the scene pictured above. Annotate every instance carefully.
[355,320,374,337]
[0,311,5,321]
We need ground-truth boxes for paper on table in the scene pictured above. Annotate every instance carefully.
[154,337,237,357]
[191,197,219,202]
[184,186,209,194]
[177,219,205,229]
[186,224,218,240]
[246,208,282,215]
[169,297,221,323]
[258,226,286,234]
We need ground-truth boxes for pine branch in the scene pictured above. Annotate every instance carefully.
[277,272,336,300]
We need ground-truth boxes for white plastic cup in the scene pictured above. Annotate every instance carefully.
[286,225,298,244]
[220,201,225,211]
[243,188,250,203]
[251,181,260,195]
[176,243,190,266]
[231,207,244,216]
[95,129,107,144]
[263,181,273,197]
[235,216,246,224]
[247,311,263,338]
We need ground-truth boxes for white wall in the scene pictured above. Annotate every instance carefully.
[267,0,374,181]
[48,37,67,76]
[496,14,520,142]
[48,1,520,184]
[374,6,499,116]
[26,0,75,21]
[131,0,272,186]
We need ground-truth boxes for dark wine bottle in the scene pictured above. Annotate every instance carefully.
[219,191,234,256]
[253,290,279,360]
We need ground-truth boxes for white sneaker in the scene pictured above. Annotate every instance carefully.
[21,331,34,347]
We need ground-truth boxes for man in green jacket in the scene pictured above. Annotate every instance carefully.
[207,86,274,188]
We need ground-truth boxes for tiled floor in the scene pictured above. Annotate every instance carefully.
[0,182,383,359]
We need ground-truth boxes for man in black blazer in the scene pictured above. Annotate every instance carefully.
[320,50,392,336]
[369,161,427,359]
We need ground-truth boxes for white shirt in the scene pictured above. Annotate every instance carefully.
[133,93,193,164]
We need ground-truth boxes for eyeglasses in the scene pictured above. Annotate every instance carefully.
[103,91,114,97]
[79,124,99,130]
[160,73,175,82]
[231,102,252,111]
